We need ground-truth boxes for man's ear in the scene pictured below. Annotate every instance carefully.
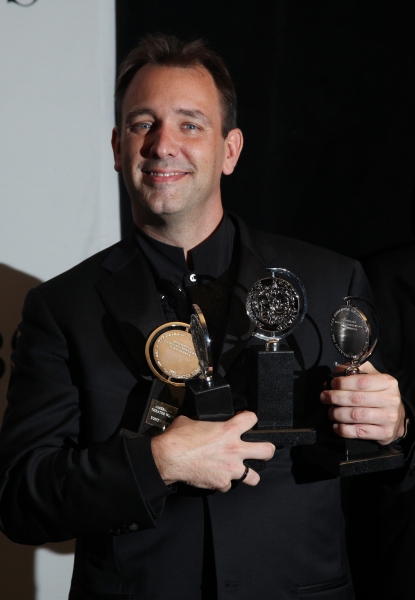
[222,128,243,176]
[111,127,122,173]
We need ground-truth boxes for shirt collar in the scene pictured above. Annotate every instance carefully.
[134,214,235,288]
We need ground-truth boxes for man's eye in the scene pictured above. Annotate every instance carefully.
[183,124,198,130]
[131,122,152,131]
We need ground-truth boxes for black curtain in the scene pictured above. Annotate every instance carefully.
[116,0,415,258]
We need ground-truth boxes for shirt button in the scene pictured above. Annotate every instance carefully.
[189,273,197,283]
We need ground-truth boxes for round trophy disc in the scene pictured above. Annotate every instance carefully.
[145,322,201,386]
[330,305,370,361]
[190,304,213,379]
[246,268,307,340]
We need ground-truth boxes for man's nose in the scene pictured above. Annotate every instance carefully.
[147,124,179,159]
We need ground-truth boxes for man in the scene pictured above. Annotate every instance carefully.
[0,34,412,600]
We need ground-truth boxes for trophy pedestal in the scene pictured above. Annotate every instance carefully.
[306,438,404,476]
[242,427,316,445]
[186,374,234,421]
[242,346,316,446]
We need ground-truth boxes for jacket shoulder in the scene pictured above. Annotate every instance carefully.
[36,236,133,294]
[239,216,357,273]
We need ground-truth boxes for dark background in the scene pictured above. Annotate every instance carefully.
[115,9,415,595]
[116,0,415,258]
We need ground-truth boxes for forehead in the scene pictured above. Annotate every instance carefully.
[122,64,222,123]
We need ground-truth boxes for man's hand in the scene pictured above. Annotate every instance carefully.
[151,411,275,492]
[320,361,405,445]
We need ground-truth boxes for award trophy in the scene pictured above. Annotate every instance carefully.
[185,304,234,421]
[241,268,316,446]
[309,296,404,476]
[134,322,201,436]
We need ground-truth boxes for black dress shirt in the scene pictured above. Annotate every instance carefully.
[134,215,238,599]
[135,214,238,369]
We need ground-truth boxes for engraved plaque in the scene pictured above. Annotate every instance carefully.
[329,296,380,373]
[330,306,369,360]
[145,399,178,430]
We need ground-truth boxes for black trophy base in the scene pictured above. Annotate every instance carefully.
[242,427,316,446]
[246,346,315,446]
[252,345,293,428]
[306,438,404,476]
[186,374,234,421]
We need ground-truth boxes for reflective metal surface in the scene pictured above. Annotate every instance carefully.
[190,304,214,379]
[329,296,381,373]
[246,268,307,345]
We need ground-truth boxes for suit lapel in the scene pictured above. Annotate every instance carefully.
[95,235,165,376]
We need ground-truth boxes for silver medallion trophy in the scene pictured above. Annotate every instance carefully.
[330,296,380,375]
[241,268,315,446]
[310,296,404,475]
[185,304,234,421]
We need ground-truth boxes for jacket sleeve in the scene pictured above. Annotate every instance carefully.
[0,287,172,545]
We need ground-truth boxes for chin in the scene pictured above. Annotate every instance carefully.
[140,194,191,218]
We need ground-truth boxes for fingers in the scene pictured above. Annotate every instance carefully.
[330,372,393,393]
[152,411,276,491]
[241,440,275,461]
[328,405,394,426]
[332,414,404,445]
[223,410,276,461]
[242,467,260,487]
[322,386,401,410]
[214,465,259,493]
[229,409,258,432]
[229,466,260,490]
[331,408,400,440]
[332,422,388,442]
[321,367,400,409]
[323,374,396,400]
[319,362,405,444]
[218,465,261,493]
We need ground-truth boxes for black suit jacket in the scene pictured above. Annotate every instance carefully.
[361,243,415,405]
[1,216,410,600]
[354,244,415,599]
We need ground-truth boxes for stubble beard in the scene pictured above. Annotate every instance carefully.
[132,185,199,229]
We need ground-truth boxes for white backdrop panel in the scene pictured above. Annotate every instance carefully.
[0,0,119,282]
[0,1,118,599]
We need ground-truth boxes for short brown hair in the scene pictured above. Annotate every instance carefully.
[115,33,237,137]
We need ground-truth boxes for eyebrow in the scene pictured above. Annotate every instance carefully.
[125,108,155,123]
[176,108,212,127]
[125,107,212,127]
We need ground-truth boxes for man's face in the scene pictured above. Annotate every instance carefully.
[112,64,242,226]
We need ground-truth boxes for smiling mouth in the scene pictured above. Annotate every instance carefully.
[145,171,187,177]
